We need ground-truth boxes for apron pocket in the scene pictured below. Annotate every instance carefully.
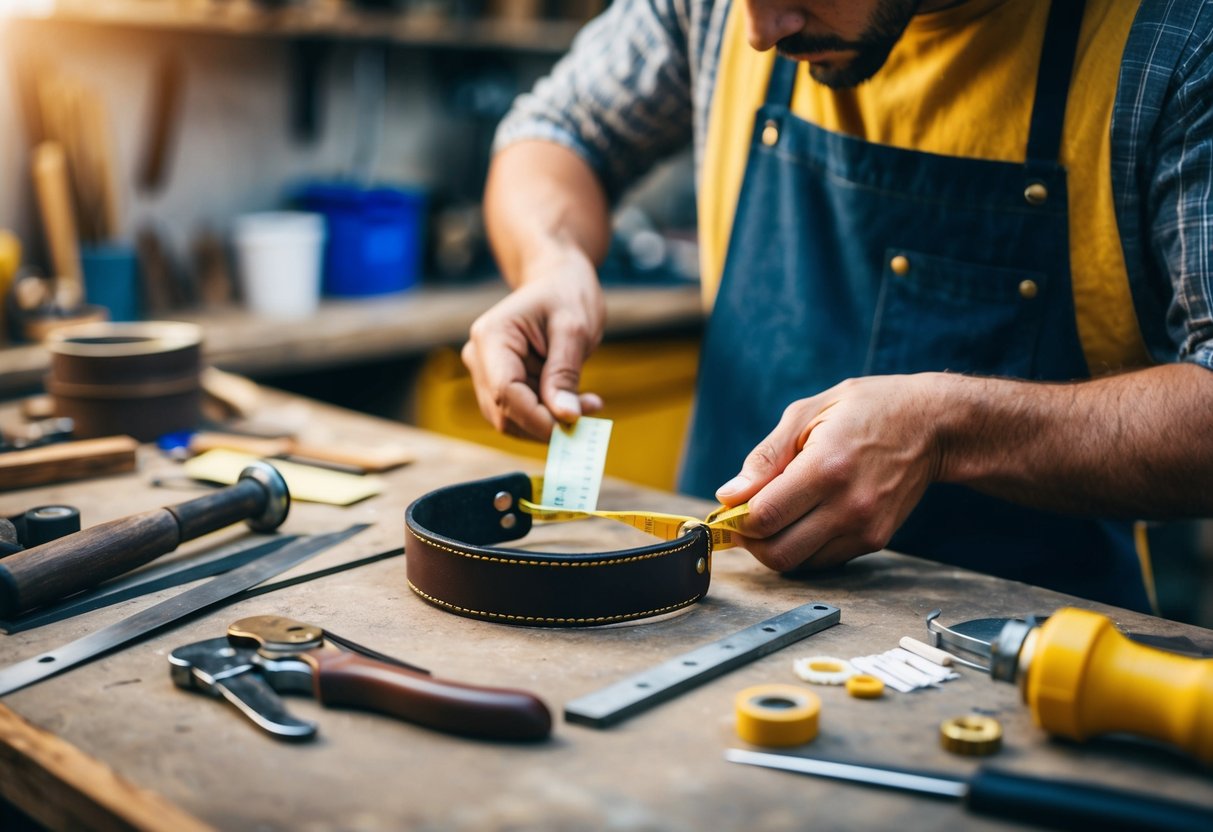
[866,248,1049,377]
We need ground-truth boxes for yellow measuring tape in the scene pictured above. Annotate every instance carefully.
[519,475,750,550]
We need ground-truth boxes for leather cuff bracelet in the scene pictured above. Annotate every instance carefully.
[405,472,712,627]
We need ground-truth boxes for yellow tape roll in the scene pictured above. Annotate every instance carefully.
[734,684,820,747]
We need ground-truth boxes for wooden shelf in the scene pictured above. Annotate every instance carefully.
[0,281,705,396]
[8,0,587,54]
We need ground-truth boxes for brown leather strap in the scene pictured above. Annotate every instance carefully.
[405,472,712,627]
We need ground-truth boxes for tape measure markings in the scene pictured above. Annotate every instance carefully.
[542,416,612,511]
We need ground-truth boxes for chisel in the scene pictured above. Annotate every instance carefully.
[726,749,1213,832]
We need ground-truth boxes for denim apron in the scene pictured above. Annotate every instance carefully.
[680,0,1151,611]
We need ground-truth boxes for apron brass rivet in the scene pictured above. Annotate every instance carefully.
[493,491,513,512]
[1019,279,1038,299]
[1024,182,1048,205]
[761,120,780,147]
[890,254,910,276]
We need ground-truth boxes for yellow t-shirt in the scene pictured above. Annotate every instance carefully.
[698,0,1150,373]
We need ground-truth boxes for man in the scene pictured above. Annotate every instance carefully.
[460,0,1213,612]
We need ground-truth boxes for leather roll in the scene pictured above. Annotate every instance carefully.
[405,472,712,627]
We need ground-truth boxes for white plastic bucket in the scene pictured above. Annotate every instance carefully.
[233,211,326,320]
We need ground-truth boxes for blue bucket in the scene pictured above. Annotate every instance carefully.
[295,183,427,297]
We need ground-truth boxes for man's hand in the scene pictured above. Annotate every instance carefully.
[715,375,946,572]
[462,246,607,441]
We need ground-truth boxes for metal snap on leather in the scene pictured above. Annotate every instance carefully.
[890,255,910,276]
[499,513,517,530]
[1024,182,1048,205]
[761,120,780,147]
[696,557,707,575]
[1019,279,1038,299]
[493,491,513,512]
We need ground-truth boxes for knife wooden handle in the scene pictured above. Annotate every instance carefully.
[310,651,552,741]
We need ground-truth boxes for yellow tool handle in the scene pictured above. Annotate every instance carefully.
[1026,607,1213,764]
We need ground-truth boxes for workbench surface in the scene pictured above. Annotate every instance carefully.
[1,394,1211,831]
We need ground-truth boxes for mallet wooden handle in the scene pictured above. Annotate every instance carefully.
[0,462,289,617]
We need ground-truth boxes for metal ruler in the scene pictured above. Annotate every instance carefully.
[0,524,368,697]
[541,416,612,510]
[564,601,840,728]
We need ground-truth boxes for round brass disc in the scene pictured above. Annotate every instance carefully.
[940,715,1003,756]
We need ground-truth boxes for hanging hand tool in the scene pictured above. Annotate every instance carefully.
[170,614,552,742]
[0,461,289,617]
[725,749,1213,832]
[0,524,366,697]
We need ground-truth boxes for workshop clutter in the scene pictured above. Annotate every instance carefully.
[294,182,428,297]
[10,57,134,339]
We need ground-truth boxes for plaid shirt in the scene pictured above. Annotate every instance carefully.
[495,0,1213,370]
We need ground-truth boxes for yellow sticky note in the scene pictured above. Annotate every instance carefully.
[184,449,383,506]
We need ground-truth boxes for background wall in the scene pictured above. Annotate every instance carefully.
[0,17,553,281]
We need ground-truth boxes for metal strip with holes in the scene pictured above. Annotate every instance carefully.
[564,601,841,728]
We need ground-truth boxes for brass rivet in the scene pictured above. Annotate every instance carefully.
[695,557,707,574]
[499,513,517,530]
[1024,182,1048,205]
[890,254,910,276]
[1019,279,1038,299]
[493,491,513,512]
[761,120,780,147]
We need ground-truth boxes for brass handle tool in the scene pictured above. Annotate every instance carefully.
[170,615,552,742]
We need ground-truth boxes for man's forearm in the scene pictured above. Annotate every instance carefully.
[936,363,1213,518]
[484,141,613,287]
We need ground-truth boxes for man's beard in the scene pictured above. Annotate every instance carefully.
[777,0,923,89]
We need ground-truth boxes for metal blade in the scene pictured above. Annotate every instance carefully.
[725,749,967,799]
[0,535,298,634]
[564,602,839,728]
[0,524,368,697]
[214,671,317,740]
[168,637,317,740]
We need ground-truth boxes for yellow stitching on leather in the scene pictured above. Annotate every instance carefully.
[407,526,699,566]
[407,580,702,624]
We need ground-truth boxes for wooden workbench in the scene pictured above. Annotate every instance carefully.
[1,393,1211,831]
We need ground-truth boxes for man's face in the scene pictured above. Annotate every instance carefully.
[745,0,926,88]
